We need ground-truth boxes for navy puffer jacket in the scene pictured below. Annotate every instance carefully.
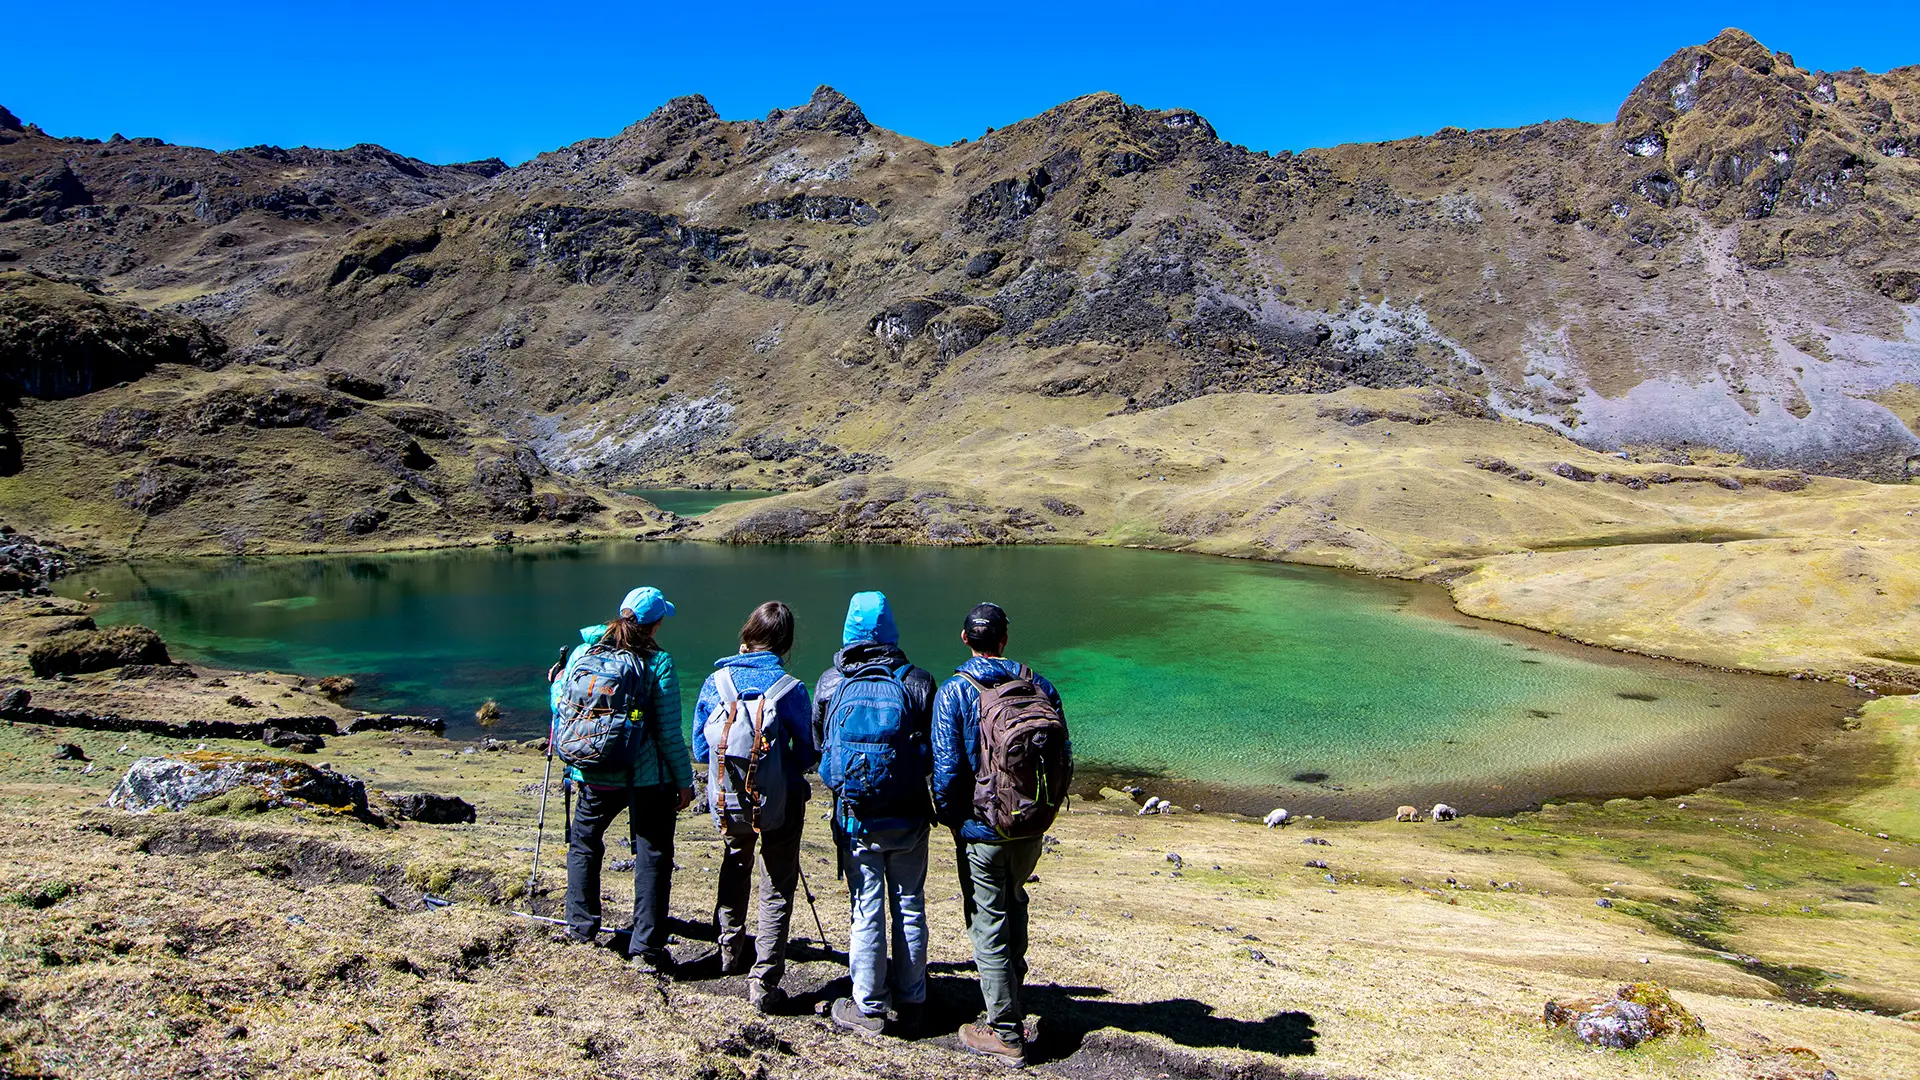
[931,656,1065,844]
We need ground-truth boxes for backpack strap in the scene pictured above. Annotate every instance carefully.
[714,667,740,705]
[758,674,801,708]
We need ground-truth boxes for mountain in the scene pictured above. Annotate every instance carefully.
[1,28,1917,563]
[173,29,1920,480]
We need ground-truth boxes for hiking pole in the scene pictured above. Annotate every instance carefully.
[526,749,555,898]
[525,645,570,902]
[796,862,829,947]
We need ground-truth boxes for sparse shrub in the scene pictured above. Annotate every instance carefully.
[404,861,458,895]
[475,699,501,727]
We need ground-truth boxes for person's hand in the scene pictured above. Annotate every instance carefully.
[676,786,694,811]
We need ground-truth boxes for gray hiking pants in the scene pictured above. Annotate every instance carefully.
[962,835,1044,1041]
[714,798,805,993]
[845,823,929,1016]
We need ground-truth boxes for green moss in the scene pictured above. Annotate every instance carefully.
[186,787,270,817]
[4,880,74,909]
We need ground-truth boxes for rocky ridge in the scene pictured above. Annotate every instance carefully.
[0,28,1917,566]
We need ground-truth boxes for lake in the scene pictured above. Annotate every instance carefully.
[59,542,1856,816]
[627,488,781,518]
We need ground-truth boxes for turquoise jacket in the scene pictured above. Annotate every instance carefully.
[551,624,690,789]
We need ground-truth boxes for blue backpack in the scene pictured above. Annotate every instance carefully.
[552,646,646,770]
[820,661,921,831]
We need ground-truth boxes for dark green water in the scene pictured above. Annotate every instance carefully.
[59,543,1852,813]
[628,488,781,518]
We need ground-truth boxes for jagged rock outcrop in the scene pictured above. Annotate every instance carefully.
[0,271,227,399]
[27,624,169,676]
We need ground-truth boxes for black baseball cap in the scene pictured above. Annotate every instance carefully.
[964,602,1009,637]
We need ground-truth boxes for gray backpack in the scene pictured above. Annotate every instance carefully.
[704,669,800,831]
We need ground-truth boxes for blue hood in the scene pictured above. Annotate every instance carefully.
[579,624,608,645]
[841,591,899,647]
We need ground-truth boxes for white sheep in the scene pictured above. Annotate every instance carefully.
[1138,796,1161,816]
[1431,803,1458,822]
[1263,808,1290,828]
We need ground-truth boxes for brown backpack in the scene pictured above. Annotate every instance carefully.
[964,665,1072,839]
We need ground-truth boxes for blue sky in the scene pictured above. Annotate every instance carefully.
[6,2,1916,165]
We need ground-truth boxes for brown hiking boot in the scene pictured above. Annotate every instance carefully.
[958,1022,1026,1066]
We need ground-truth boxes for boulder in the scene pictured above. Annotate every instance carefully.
[1545,982,1703,1050]
[28,625,169,677]
[260,728,325,753]
[347,713,446,735]
[109,754,368,815]
[383,791,476,824]
[314,675,356,700]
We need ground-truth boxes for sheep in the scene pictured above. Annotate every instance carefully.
[1137,796,1161,816]
[1395,805,1419,822]
[1263,808,1291,828]
[1430,803,1458,822]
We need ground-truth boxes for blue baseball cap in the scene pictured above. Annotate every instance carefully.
[842,591,898,646]
[619,586,674,625]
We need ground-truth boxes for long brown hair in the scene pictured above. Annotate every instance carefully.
[739,601,794,656]
[600,612,658,656]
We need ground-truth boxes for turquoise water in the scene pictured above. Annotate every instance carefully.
[628,488,781,518]
[59,543,1848,811]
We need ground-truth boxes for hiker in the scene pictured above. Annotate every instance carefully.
[691,601,816,1014]
[550,586,693,973]
[814,591,937,1036]
[931,602,1072,1066]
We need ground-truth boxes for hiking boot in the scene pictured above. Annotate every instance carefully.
[719,949,752,977]
[749,984,787,1016]
[830,997,886,1037]
[627,949,674,976]
[958,1022,1026,1066]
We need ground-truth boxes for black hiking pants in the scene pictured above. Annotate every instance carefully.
[566,780,678,964]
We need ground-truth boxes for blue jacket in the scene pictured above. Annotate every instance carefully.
[931,656,1066,843]
[693,650,817,807]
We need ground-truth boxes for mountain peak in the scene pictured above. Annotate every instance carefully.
[0,105,22,133]
[1703,27,1773,68]
[646,94,720,126]
[774,85,871,136]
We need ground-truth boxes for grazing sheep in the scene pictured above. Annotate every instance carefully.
[1138,796,1161,816]
[1395,805,1419,822]
[1430,803,1458,822]
[1264,808,1290,828]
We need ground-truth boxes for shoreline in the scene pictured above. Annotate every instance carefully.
[49,540,1876,822]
